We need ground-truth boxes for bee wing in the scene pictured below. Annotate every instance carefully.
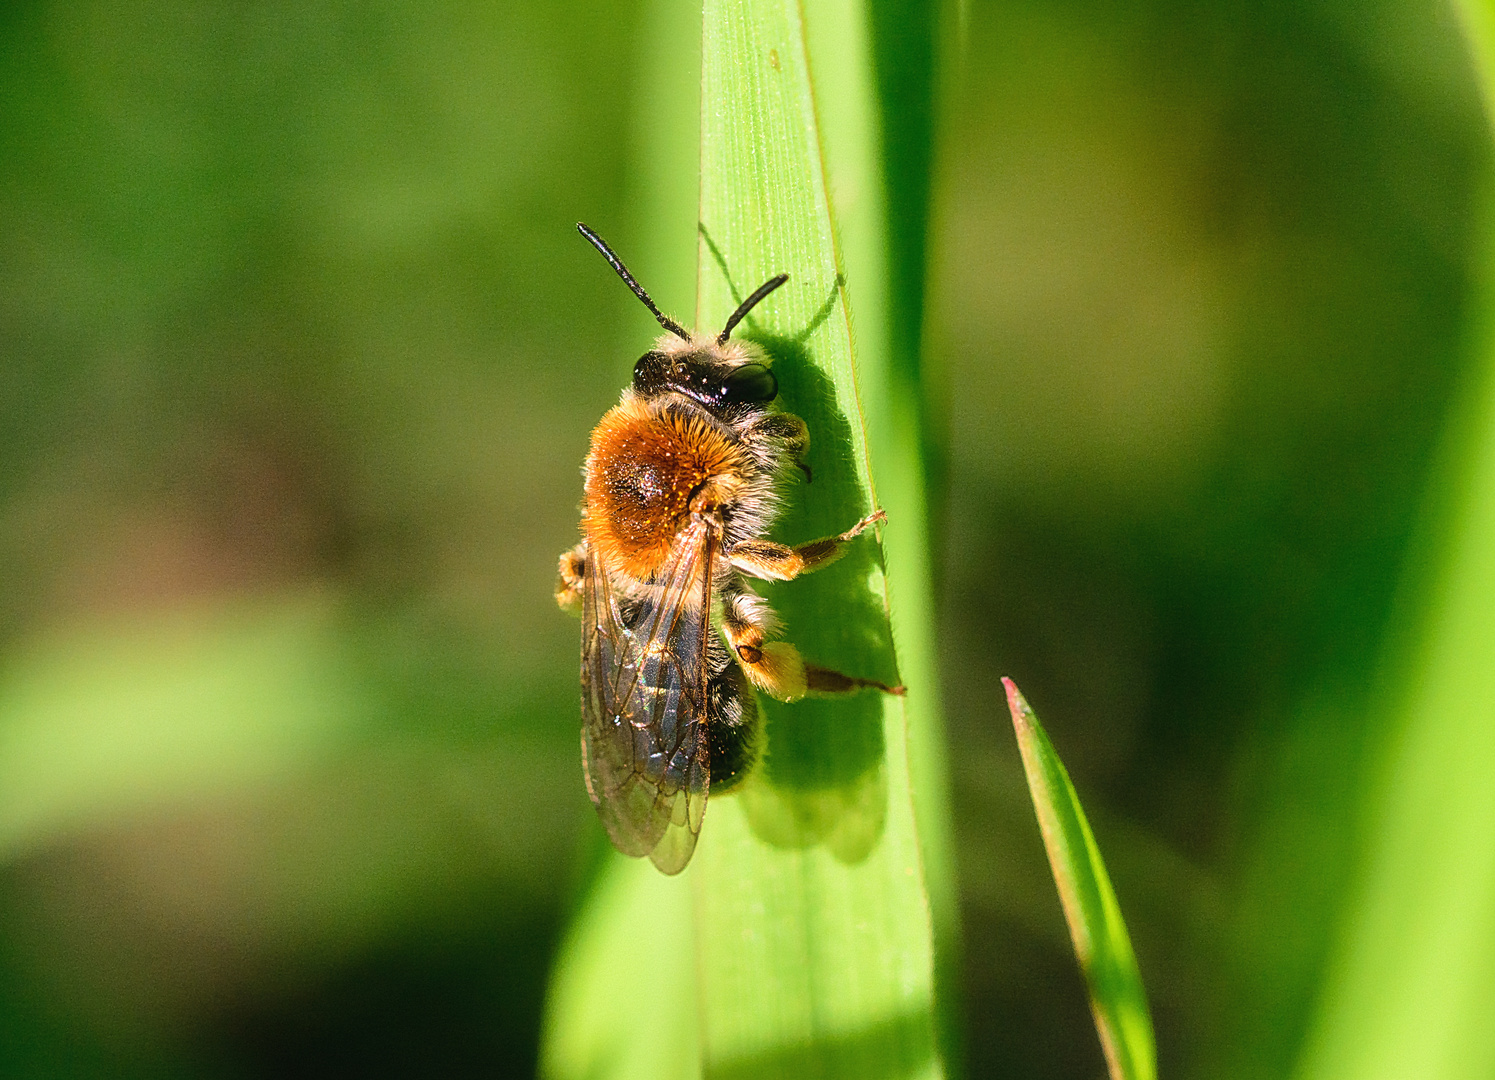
[581,518,715,874]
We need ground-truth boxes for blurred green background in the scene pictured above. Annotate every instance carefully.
[1,0,1491,1077]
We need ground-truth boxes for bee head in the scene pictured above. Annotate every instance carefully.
[575,223,791,409]
[632,349,778,408]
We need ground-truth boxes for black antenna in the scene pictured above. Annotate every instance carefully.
[718,273,789,345]
[576,223,691,341]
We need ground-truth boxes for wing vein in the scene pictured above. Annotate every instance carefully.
[580,517,718,872]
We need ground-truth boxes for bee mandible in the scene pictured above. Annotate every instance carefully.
[556,223,899,874]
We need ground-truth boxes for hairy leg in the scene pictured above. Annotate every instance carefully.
[555,542,586,613]
[719,577,902,700]
[739,411,812,481]
[727,509,886,581]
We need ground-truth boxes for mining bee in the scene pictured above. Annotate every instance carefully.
[556,224,900,874]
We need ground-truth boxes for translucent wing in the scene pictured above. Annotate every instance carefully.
[580,518,716,874]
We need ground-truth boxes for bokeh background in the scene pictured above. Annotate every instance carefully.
[1,0,1490,1077]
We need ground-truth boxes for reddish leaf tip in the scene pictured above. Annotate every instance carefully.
[1002,676,1030,729]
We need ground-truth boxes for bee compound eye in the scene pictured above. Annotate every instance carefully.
[720,362,777,405]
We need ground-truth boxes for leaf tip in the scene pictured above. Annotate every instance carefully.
[1002,676,1031,731]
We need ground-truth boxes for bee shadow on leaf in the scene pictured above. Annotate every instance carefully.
[730,323,899,864]
[699,226,900,863]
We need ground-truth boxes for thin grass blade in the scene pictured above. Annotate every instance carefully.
[1004,677,1156,1080]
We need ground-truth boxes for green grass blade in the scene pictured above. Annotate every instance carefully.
[540,853,700,1080]
[693,0,943,1077]
[542,0,950,1074]
[1004,678,1157,1080]
[861,1,962,1060]
[1284,9,1495,1074]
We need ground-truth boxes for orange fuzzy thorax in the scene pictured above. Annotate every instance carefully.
[583,396,746,580]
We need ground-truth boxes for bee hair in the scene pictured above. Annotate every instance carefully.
[577,222,691,341]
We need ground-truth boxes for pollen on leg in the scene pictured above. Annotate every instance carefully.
[555,545,586,613]
[737,641,808,702]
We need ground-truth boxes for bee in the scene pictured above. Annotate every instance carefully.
[556,223,900,874]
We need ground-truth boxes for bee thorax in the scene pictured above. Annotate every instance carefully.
[583,396,749,579]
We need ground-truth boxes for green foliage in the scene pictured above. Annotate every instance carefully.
[542,0,951,1077]
[1284,7,1495,1077]
[541,854,699,1080]
[3,0,1494,1075]
[1004,679,1155,1080]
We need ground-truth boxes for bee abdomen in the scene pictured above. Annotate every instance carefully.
[706,639,761,792]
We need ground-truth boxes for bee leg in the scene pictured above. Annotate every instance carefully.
[726,509,886,581]
[721,579,903,699]
[721,583,807,702]
[740,411,812,481]
[804,665,905,696]
[555,542,586,613]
